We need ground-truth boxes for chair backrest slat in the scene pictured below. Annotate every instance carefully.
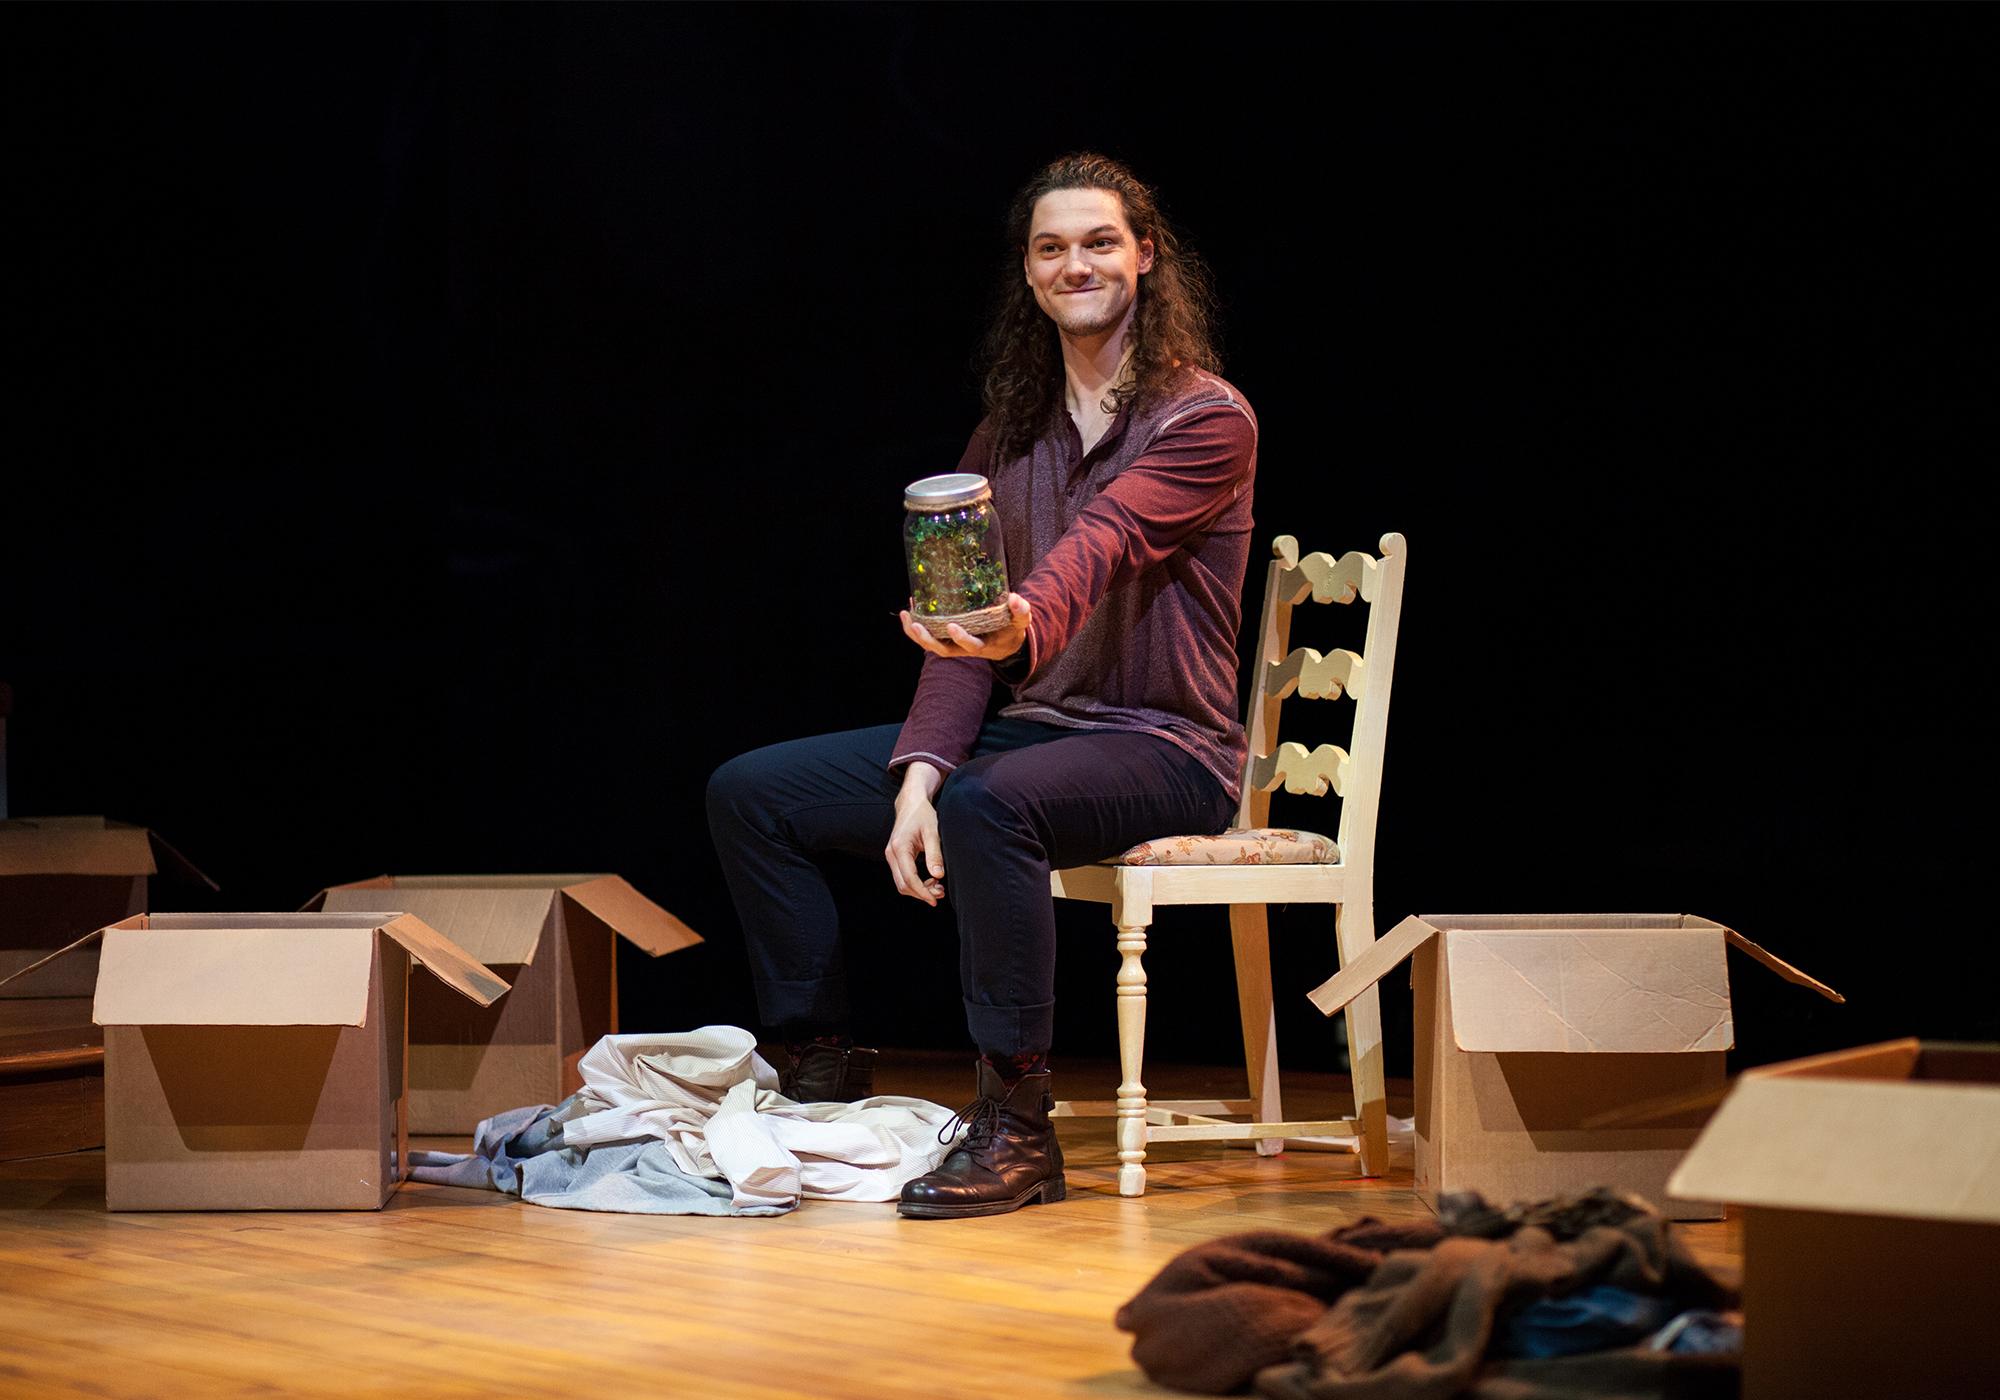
[1247,741,1350,799]
[1272,537,1381,606]
[1266,645,1365,703]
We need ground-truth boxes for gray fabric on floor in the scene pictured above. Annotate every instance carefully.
[408,1097,785,1217]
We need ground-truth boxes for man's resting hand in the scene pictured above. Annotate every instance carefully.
[885,760,947,906]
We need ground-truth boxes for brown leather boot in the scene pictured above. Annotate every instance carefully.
[897,1061,1066,1219]
[779,1043,879,1103]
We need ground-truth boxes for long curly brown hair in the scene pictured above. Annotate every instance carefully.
[980,153,1221,462]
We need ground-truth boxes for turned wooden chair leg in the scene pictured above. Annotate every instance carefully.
[1336,902,1389,1176]
[1228,903,1283,1155]
[1115,920,1151,1196]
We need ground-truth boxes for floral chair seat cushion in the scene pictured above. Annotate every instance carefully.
[1112,828,1340,867]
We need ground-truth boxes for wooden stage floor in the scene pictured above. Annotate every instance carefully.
[0,1051,1742,1399]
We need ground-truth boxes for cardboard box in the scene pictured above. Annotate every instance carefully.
[308,875,701,1132]
[1308,913,1843,1221]
[0,1010,103,1163]
[0,817,216,998]
[0,912,508,1210]
[1668,1039,2000,1399]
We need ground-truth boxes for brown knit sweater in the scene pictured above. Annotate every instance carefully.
[1117,1194,1739,1400]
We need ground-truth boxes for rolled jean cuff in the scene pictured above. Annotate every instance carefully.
[752,974,852,1033]
[963,997,1056,1060]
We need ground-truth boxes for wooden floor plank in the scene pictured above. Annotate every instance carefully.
[0,1053,1740,1399]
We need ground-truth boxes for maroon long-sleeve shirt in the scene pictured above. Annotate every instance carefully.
[890,369,1257,801]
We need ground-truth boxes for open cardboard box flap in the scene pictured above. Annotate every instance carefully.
[1446,929,1734,1052]
[1308,913,1842,1039]
[1668,1039,2000,1225]
[0,816,217,888]
[100,923,379,1026]
[0,817,153,876]
[376,912,511,1004]
[0,912,507,1022]
[316,882,558,965]
[562,875,701,956]
[308,873,702,963]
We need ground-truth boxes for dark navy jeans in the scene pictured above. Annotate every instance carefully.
[705,718,1234,1058]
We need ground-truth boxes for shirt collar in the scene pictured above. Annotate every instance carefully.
[1059,395,1133,461]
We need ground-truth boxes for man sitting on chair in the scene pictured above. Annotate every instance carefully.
[707,151,1257,1218]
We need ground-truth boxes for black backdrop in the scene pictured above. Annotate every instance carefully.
[6,5,1986,1075]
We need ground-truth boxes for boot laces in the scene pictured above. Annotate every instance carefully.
[938,1094,1001,1149]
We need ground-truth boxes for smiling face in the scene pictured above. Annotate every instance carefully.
[1023,187,1156,341]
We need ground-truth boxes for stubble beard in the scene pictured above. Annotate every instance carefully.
[1047,289,1132,341]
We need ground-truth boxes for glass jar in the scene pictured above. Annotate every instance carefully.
[903,473,1011,638]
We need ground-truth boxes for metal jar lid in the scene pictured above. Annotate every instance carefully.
[904,473,991,512]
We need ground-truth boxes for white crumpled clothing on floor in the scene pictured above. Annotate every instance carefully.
[554,1026,961,1212]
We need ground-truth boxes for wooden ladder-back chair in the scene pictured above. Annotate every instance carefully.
[1049,532,1408,1196]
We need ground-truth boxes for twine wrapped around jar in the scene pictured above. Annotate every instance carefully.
[912,599,1012,640]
